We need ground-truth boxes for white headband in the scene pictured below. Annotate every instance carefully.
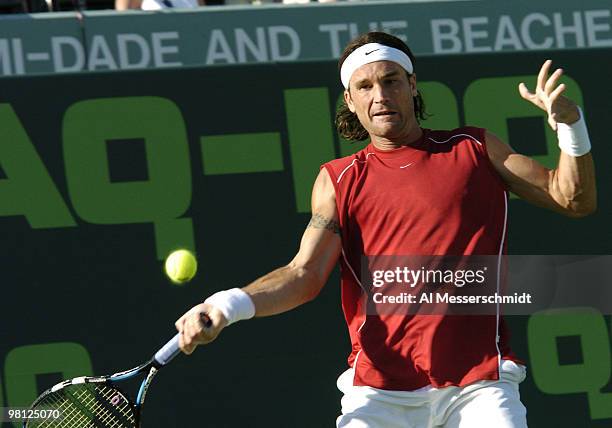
[340,43,414,89]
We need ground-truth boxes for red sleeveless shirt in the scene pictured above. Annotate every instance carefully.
[322,127,520,391]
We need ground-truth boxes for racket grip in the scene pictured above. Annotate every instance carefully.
[154,333,181,366]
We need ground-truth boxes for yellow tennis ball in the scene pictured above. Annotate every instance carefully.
[164,249,197,284]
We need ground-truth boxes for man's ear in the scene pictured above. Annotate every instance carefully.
[409,74,418,97]
[344,89,356,113]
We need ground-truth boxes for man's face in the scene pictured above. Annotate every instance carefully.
[344,61,418,141]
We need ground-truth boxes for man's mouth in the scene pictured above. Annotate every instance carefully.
[373,111,397,117]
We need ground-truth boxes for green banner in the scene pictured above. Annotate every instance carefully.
[0,49,611,427]
[1,0,612,77]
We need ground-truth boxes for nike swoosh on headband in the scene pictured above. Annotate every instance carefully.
[340,43,414,89]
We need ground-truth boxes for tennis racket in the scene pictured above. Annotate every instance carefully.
[22,324,202,428]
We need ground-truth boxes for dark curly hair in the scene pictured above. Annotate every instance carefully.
[336,32,428,141]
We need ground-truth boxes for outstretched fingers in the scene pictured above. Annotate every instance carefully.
[536,59,552,93]
[544,67,563,96]
[518,81,545,111]
[518,82,534,101]
[549,82,566,103]
[519,59,578,129]
[519,60,563,109]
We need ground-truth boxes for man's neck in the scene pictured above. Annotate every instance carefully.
[370,127,424,151]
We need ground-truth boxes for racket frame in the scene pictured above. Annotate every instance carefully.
[23,334,180,428]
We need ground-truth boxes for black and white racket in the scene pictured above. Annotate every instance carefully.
[23,331,188,428]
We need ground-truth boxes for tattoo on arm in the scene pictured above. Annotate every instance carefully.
[308,213,340,234]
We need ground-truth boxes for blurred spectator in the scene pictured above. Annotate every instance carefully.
[114,0,348,9]
[0,0,29,13]
[1,0,348,13]
[282,0,337,3]
[115,0,206,10]
[2,0,94,13]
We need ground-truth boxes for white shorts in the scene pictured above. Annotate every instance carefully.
[336,360,527,428]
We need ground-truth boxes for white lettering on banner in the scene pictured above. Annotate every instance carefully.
[51,33,181,72]
[430,10,611,53]
[494,15,523,51]
[268,26,300,61]
[366,21,408,41]
[348,23,360,40]
[152,32,182,67]
[51,36,85,72]
[553,12,585,48]
[380,21,408,42]
[319,21,408,58]
[463,16,492,52]
[236,28,268,63]
[431,19,462,53]
[0,38,28,75]
[0,32,177,75]
[88,35,118,71]
[319,23,348,57]
[0,39,11,75]
[205,26,300,64]
[585,10,612,47]
[117,34,150,69]
[206,29,236,64]
[1,8,610,76]
[521,13,553,49]
[11,39,25,75]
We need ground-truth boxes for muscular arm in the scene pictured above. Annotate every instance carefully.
[487,60,597,217]
[176,168,341,352]
[244,169,342,316]
[487,131,596,217]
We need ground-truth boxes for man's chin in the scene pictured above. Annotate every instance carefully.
[371,125,405,140]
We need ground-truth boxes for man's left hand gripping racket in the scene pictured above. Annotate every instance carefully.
[23,332,186,428]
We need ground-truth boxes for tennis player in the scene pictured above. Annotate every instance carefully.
[175,32,596,427]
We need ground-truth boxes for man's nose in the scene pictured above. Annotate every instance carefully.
[372,83,389,103]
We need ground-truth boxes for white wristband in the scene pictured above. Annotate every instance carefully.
[557,107,592,157]
[204,288,255,326]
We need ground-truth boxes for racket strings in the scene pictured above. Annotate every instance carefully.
[26,383,136,428]
[59,389,116,428]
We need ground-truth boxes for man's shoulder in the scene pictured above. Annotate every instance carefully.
[323,144,371,170]
[321,144,372,184]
